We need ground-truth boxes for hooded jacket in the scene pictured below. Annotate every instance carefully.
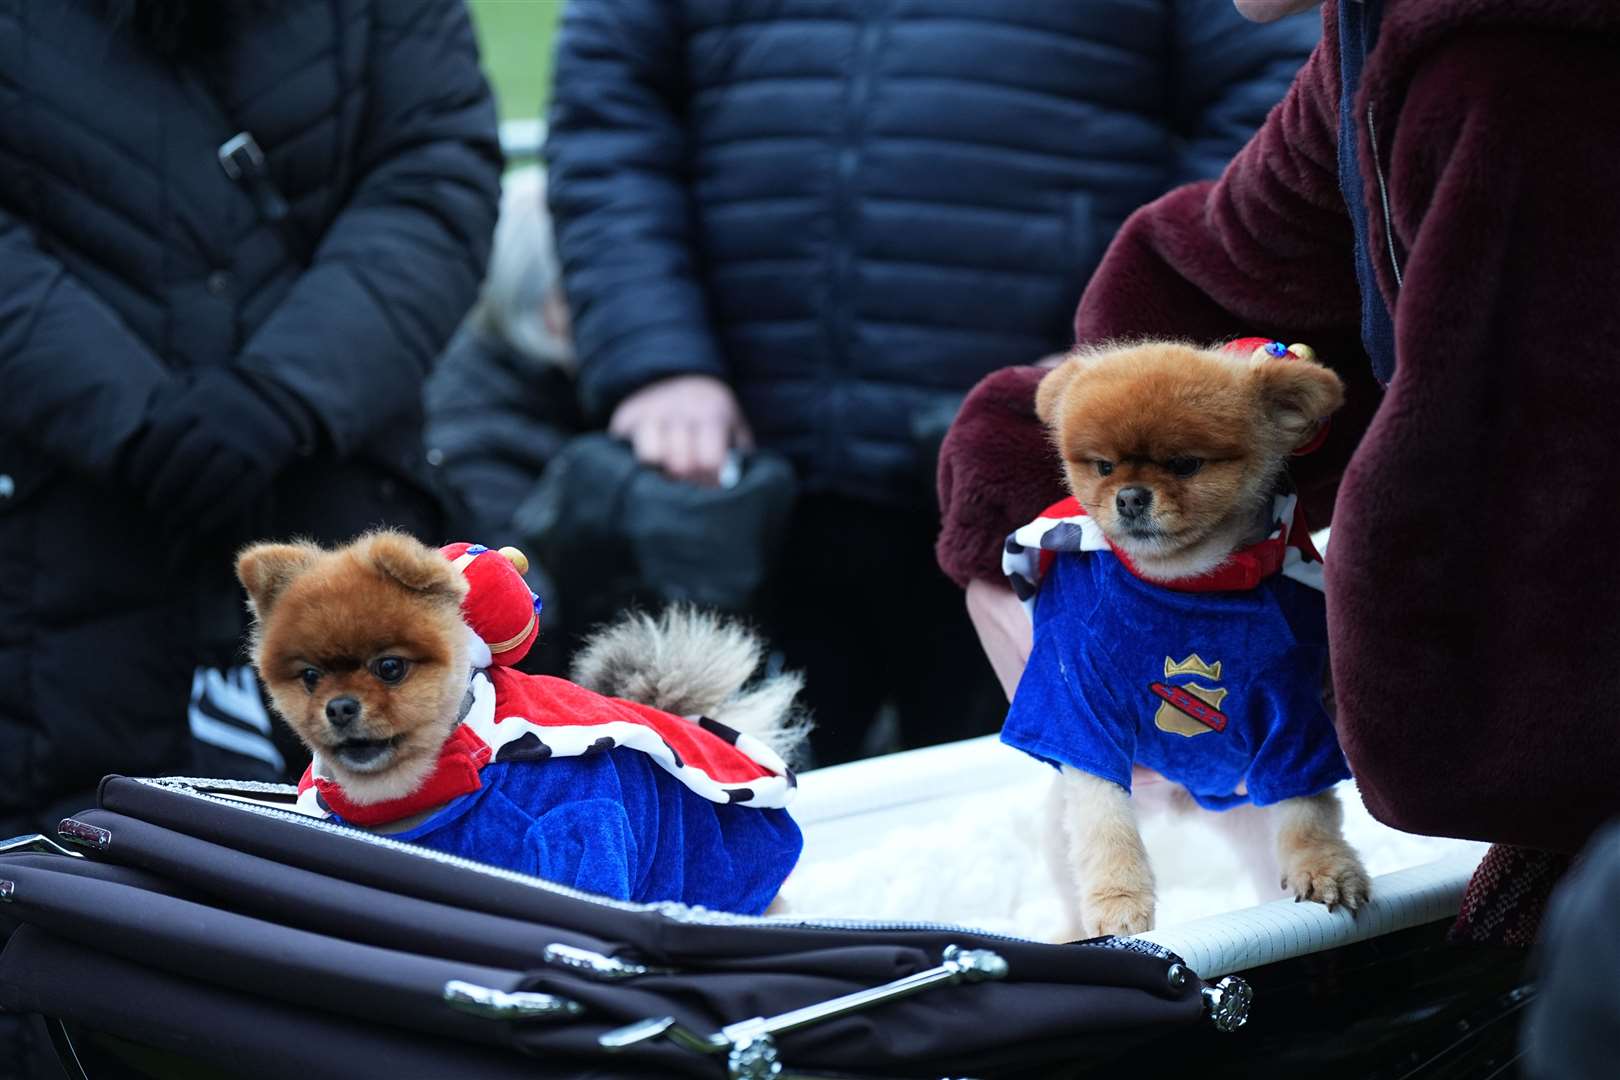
[0,0,501,835]
[937,0,1620,853]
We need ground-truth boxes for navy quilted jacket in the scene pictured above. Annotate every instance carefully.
[0,0,500,832]
[547,0,1319,503]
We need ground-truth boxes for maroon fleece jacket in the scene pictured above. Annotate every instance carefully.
[937,0,1620,853]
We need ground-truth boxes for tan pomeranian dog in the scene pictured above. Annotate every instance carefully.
[1004,339,1370,939]
[235,531,807,913]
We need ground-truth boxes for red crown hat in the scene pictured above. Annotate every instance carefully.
[1222,337,1330,456]
[439,543,542,666]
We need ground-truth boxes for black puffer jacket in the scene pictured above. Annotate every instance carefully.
[547,0,1319,504]
[0,0,500,833]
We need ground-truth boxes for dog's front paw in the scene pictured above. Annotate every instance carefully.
[1082,887,1156,938]
[1281,843,1371,912]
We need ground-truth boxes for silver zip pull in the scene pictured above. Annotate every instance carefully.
[441,980,584,1021]
[217,131,290,223]
[599,944,1009,1057]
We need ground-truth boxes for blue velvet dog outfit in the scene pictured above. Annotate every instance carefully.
[1001,495,1350,809]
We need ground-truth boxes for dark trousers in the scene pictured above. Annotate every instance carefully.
[769,493,1006,767]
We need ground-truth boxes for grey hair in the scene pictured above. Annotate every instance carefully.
[467,166,573,370]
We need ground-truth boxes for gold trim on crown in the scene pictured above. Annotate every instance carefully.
[1164,653,1221,681]
[487,613,537,656]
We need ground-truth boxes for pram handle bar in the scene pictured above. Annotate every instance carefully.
[599,944,1009,1057]
[0,834,83,859]
[723,944,1009,1045]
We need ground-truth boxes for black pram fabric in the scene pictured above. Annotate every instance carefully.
[0,775,1214,1078]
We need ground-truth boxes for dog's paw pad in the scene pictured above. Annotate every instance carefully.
[1082,889,1156,938]
[1282,846,1371,912]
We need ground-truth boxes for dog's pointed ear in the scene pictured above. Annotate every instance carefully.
[237,542,323,618]
[1251,358,1345,448]
[1035,356,1085,427]
[360,531,468,605]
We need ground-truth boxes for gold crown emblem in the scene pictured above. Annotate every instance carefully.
[1164,653,1221,681]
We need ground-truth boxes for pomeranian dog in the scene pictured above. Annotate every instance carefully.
[235,531,807,914]
[1003,338,1370,939]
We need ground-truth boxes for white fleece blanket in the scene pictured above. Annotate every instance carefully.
[779,758,1486,942]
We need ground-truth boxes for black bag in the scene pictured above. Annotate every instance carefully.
[0,776,1246,1079]
[514,435,797,632]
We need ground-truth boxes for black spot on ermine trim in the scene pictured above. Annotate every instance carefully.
[662,739,684,769]
[496,732,552,763]
[698,716,741,745]
[725,788,754,804]
[585,736,616,754]
[1039,522,1085,550]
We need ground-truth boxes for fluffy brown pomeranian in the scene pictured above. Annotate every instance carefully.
[238,532,806,804]
[239,532,476,803]
[1009,338,1371,939]
[234,531,808,913]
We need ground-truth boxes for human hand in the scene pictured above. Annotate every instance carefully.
[608,374,752,485]
[965,578,1035,701]
[122,368,301,538]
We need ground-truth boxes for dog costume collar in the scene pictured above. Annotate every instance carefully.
[296,668,796,826]
[1002,490,1323,609]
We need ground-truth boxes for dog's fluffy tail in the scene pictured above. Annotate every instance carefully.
[570,606,812,767]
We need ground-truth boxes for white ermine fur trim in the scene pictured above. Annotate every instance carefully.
[570,606,812,767]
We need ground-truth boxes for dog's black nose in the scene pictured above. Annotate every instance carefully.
[1115,487,1153,520]
[325,696,361,728]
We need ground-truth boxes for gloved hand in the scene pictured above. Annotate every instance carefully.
[122,367,308,538]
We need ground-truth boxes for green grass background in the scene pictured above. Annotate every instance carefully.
[467,0,566,122]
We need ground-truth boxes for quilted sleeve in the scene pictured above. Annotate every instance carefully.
[1074,26,1358,349]
[545,0,729,422]
[0,208,175,478]
[233,0,502,457]
[1166,1,1320,184]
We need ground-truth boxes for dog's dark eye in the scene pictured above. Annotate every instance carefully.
[300,667,321,693]
[371,657,409,685]
[1165,456,1204,478]
[1093,460,1115,477]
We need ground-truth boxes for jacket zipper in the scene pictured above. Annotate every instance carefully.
[1365,105,1403,289]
